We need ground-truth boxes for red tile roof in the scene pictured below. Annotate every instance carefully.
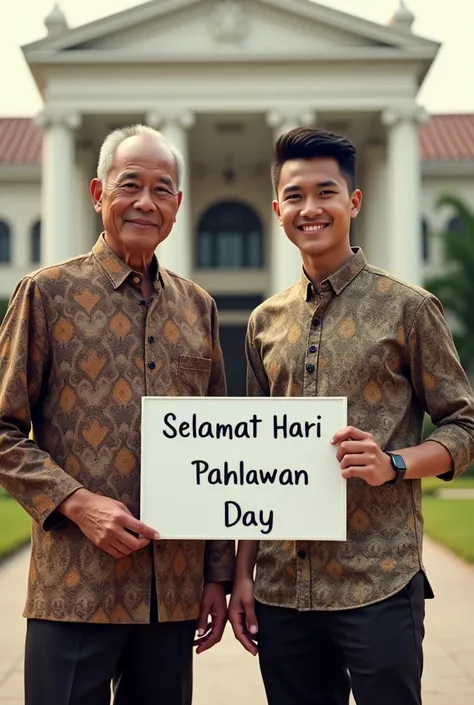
[0,118,42,165]
[419,114,474,161]
[1,114,474,166]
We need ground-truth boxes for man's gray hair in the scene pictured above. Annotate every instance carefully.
[97,124,184,189]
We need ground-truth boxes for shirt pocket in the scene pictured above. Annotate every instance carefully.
[178,355,212,396]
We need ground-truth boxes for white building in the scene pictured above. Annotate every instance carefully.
[1,0,474,394]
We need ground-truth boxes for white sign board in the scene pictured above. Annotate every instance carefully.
[141,397,347,541]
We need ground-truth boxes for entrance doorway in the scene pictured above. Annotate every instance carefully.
[219,326,248,397]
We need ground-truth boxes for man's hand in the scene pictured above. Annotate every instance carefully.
[194,582,227,654]
[331,426,396,486]
[58,488,159,559]
[228,577,258,656]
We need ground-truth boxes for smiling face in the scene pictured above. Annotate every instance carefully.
[273,157,362,269]
[90,133,182,264]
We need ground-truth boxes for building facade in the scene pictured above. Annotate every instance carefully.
[1,0,474,394]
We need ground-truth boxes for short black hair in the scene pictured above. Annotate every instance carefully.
[271,127,356,195]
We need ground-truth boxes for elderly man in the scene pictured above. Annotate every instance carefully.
[0,125,234,705]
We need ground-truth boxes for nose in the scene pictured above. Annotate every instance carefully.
[300,198,323,218]
[134,188,157,212]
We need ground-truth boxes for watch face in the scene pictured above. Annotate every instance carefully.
[391,454,406,471]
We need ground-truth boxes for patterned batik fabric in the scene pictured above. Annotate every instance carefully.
[0,234,234,623]
[246,247,474,611]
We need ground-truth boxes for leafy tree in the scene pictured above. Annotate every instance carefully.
[425,194,474,375]
[0,299,8,325]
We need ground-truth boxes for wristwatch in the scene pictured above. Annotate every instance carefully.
[385,453,407,485]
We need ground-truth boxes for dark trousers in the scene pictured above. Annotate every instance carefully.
[256,571,426,705]
[24,617,196,705]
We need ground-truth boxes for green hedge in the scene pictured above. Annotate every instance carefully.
[0,299,7,324]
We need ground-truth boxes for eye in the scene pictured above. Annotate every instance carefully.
[122,182,139,189]
[285,194,301,201]
[320,190,336,196]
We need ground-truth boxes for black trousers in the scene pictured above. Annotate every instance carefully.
[256,571,426,705]
[24,617,196,705]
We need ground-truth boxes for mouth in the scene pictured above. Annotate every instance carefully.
[126,219,157,229]
[297,223,330,233]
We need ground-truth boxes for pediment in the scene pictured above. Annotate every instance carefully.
[23,0,439,61]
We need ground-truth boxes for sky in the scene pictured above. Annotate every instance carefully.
[0,0,472,117]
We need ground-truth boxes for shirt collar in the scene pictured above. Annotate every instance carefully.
[92,233,164,291]
[301,247,367,301]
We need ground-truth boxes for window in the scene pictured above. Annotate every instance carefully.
[0,221,11,263]
[421,218,430,262]
[447,216,466,237]
[197,201,263,268]
[31,220,41,264]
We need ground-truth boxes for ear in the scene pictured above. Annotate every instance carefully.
[90,179,103,213]
[173,191,183,221]
[350,189,363,219]
[272,199,283,225]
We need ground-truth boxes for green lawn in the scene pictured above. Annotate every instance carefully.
[0,497,31,560]
[423,497,474,563]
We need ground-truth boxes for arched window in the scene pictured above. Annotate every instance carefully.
[31,220,41,264]
[197,201,263,268]
[0,221,11,263]
[447,216,466,236]
[421,218,430,262]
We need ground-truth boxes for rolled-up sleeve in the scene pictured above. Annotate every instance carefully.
[409,295,474,479]
[0,277,82,527]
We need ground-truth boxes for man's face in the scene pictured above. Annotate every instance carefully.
[90,134,182,258]
[273,157,362,260]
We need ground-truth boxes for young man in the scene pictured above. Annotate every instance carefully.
[229,127,474,705]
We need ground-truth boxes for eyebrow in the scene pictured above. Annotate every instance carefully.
[282,179,339,196]
[118,172,175,189]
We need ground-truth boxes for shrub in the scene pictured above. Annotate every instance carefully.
[0,299,8,324]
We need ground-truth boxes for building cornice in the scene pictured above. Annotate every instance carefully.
[25,46,438,65]
[0,165,41,182]
[422,160,474,178]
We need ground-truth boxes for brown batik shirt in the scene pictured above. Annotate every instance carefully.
[0,235,234,624]
[246,247,474,611]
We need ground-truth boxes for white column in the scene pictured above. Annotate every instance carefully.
[266,110,316,295]
[362,145,389,270]
[76,148,98,254]
[382,104,428,285]
[35,111,81,266]
[146,111,195,278]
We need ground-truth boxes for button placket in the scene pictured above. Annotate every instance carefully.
[295,542,311,610]
[303,309,321,396]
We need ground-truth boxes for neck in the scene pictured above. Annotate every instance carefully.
[104,233,154,281]
[302,244,354,291]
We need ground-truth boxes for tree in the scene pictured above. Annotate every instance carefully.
[425,195,474,375]
[0,299,7,325]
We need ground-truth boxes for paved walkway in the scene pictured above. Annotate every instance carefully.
[1,537,473,704]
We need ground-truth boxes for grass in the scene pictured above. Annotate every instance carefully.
[0,496,31,561]
[423,497,474,563]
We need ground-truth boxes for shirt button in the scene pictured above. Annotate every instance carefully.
[139,299,147,306]
[133,276,140,284]
[309,345,317,353]
[297,550,307,559]
[312,317,321,327]
[148,361,156,370]
[306,364,315,373]
[148,336,155,344]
